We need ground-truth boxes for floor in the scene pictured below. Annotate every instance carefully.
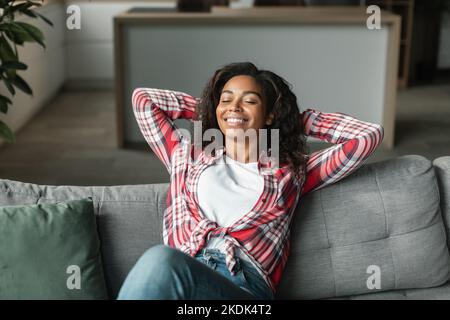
[0,84,449,186]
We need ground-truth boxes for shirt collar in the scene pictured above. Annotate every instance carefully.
[203,147,280,175]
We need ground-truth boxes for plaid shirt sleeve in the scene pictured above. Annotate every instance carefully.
[132,88,199,173]
[300,108,384,196]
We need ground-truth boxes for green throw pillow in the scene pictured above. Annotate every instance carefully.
[0,198,108,299]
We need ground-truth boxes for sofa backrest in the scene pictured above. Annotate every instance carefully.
[1,155,449,300]
[276,155,450,299]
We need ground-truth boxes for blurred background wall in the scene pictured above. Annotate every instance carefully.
[0,0,448,185]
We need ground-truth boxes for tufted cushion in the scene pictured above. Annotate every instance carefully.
[276,155,450,299]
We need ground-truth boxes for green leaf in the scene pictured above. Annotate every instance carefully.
[1,61,27,70]
[0,95,12,105]
[2,25,30,45]
[34,11,54,27]
[5,69,17,79]
[0,120,15,143]
[10,74,32,95]
[1,22,45,47]
[1,4,10,16]
[0,98,8,114]
[14,22,45,48]
[15,7,53,27]
[0,36,18,61]
[19,8,38,19]
[11,2,35,12]
[27,1,44,7]
[0,75,16,95]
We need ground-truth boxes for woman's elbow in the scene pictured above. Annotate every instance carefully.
[132,88,150,113]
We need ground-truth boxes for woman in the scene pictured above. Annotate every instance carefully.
[118,62,384,300]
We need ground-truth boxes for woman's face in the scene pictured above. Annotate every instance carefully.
[216,75,272,137]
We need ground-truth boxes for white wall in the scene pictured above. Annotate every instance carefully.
[438,13,450,69]
[123,24,389,143]
[0,1,177,145]
[65,1,176,87]
[0,2,66,145]
[0,2,393,146]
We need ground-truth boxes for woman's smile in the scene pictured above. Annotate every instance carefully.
[216,75,270,136]
[224,114,249,126]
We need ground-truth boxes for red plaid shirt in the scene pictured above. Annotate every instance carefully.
[132,88,384,294]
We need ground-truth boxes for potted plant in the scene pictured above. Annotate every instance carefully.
[0,0,52,143]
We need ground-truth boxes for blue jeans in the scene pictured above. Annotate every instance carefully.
[117,244,274,300]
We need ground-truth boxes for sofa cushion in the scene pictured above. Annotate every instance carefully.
[0,198,108,299]
[433,157,450,251]
[334,280,450,300]
[0,180,167,299]
[276,155,450,299]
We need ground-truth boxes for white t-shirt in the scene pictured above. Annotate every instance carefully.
[197,154,265,269]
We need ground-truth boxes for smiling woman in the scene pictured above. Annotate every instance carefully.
[197,62,307,172]
[118,61,384,300]
[215,75,274,163]
[217,77,269,129]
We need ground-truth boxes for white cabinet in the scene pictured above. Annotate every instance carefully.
[116,10,400,148]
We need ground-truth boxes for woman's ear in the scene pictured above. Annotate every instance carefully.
[265,113,274,125]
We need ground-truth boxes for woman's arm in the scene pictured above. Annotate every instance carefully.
[132,88,198,173]
[300,108,384,196]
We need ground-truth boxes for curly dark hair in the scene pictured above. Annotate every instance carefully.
[195,61,308,176]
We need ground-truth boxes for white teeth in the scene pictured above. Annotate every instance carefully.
[226,118,246,123]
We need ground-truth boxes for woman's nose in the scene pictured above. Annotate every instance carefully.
[228,100,243,111]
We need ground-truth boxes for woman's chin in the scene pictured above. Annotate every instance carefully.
[223,127,260,141]
[225,127,246,135]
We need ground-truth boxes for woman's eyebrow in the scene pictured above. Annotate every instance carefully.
[221,90,262,99]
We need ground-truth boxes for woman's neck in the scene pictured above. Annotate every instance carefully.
[225,135,259,164]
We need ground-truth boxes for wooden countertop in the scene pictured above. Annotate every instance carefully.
[114,6,400,25]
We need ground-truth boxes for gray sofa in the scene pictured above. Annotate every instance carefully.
[1,154,450,300]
